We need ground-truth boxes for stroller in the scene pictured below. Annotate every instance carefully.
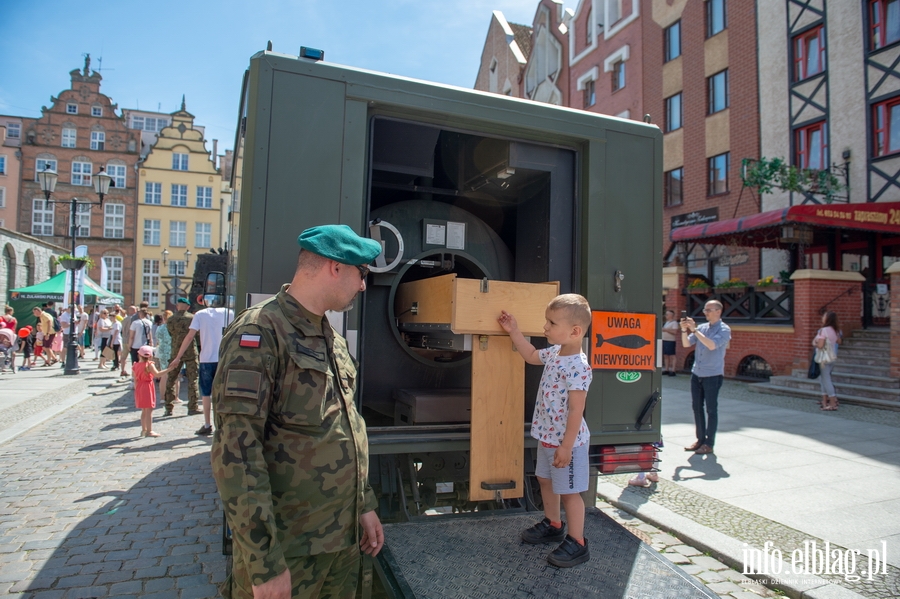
[0,328,15,374]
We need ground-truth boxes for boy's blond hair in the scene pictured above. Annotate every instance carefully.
[547,294,592,330]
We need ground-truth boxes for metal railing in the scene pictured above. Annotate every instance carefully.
[684,285,794,324]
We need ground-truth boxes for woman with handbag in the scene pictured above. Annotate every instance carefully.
[813,311,841,411]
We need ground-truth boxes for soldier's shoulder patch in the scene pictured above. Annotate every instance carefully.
[239,334,261,348]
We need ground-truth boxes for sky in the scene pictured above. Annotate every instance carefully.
[1,0,547,154]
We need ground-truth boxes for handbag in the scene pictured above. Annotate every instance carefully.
[807,352,820,379]
[814,341,836,365]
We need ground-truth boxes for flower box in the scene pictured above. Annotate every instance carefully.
[59,258,87,271]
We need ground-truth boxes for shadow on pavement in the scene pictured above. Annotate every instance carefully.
[671,454,730,481]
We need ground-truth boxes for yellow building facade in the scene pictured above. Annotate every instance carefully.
[135,102,224,309]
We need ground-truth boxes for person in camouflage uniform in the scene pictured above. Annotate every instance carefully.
[212,225,384,599]
[163,298,200,416]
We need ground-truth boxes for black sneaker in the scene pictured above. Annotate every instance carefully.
[521,518,566,544]
[195,424,213,436]
[548,535,590,568]
[163,409,172,417]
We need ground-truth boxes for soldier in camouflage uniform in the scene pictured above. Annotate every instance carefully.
[164,298,200,416]
[212,225,384,599]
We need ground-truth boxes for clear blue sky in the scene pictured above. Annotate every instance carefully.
[1,0,543,154]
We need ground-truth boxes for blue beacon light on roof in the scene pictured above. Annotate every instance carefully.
[299,47,325,61]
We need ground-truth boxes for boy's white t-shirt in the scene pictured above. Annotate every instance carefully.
[190,307,233,363]
[532,345,592,447]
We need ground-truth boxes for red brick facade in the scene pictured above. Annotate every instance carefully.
[17,65,140,301]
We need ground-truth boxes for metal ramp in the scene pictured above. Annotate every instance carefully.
[374,509,718,599]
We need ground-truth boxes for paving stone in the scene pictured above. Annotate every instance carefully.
[109,580,143,595]
[695,569,726,584]
[179,583,219,599]
[94,570,134,584]
[30,591,66,599]
[661,552,692,565]
[54,574,98,589]
[706,580,746,594]
[692,555,731,571]
[671,544,703,557]
[64,586,109,598]
[144,577,175,592]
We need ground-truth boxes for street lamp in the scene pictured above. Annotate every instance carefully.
[39,165,112,375]
[161,248,192,309]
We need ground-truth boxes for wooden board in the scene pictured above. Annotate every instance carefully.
[469,335,524,501]
[452,278,559,336]
[394,274,455,324]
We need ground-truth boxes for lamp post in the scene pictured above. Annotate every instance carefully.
[161,248,192,310]
[38,166,112,375]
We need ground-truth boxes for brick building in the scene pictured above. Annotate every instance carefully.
[473,11,532,97]
[0,117,24,231]
[17,59,141,301]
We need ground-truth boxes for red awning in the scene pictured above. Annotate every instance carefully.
[671,202,900,247]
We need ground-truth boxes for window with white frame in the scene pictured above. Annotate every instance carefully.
[145,182,162,204]
[196,186,213,208]
[135,117,169,132]
[6,123,20,139]
[170,221,187,247]
[608,0,621,25]
[171,184,188,206]
[0,155,5,174]
[107,163,126,188]
[61,128,76,148]
[168,260,186,277]
[143,219,161,245]
[612,60,625,91]
[130,116,144,130]
[67,104,78,115]
[90,131,105,150]
[172,153,189,171]
[576,68,599,109]
[72,203,91,237]
[195,222,212,248]
[71,161,92,186]
[142,259,160,307]
[92,106,103,117]
[35,158,57,180]
[0,187,5,208]
[103,254,123,294]
[103,203,125,238]
[32,198,54,236]
[604,45,630,93]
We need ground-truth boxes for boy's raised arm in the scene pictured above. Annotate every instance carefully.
[497,310,543,365]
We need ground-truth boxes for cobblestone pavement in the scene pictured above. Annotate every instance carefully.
[0,383,226,599]
[598,499,778,599]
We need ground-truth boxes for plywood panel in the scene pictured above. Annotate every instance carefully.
[452,279,559,336]
[469,335,524,501]
[395,274,455,324]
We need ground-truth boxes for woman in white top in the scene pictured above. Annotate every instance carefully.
[661,309,681,376]
[813,311,842,411]
[96,310,114,369]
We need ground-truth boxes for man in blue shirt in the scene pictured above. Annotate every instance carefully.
[681,300,731,455]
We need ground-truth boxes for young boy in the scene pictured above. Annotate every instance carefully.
[497,293,593,568]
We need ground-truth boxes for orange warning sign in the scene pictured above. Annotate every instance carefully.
[591,311,656,371]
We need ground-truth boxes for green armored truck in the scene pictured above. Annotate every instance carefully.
[213,46,716,598]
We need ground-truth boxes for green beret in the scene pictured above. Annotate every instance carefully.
[298,224,382,265]
[176,297,191,305]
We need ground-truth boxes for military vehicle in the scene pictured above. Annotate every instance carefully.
[208,46,717,598]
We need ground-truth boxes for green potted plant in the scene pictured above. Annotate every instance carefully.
[715,277,748,292]
[55,254,95,271]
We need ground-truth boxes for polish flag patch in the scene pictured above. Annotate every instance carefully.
[239,334,261,348]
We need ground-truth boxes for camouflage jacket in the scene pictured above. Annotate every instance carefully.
[210,285,377,586]
[166,311,197,359]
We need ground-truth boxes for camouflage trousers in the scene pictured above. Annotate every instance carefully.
[163,355,200,411]
[223,545,360,599]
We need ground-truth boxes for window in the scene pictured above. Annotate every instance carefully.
[196,186,213,208]
[90,131,105,151]
[708,153,730,196]
[172,153,189,171]
[874,97,900,156]
[142,260,160,307]
[195,222,212,248]
[145,182,162,204]
[795,121,828,170]
[609,0,621,24]
[707,0,726,37]
[612,61,625,91]
[665,93,683,132]
[35,158,57,180]
[0,156,5,174]
[66,104,78,115]
[793,25,826,81]
[73,204,91,237]
[62,128,76,148]
[32,199,54,236]
[665,168,684,207]
[143,219,161,245]
[665,21,681,62]
[130,116,144,130]
[6,123,20,139]
[708,70,729,114]
[71,161,92,186]
[584,80,596,107]
[0,188,5,208]
[169,260,186,277]
[170,221,187,247]
[103,203,125,239]
[107,163,126,188]
[586,9,593,45]
[870,0,900,50]
[91,106,102,117]
[103,254,123,294]
[171,184,188,206]
[150,118,168,132]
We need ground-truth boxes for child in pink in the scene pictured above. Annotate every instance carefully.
[134,345,169,437]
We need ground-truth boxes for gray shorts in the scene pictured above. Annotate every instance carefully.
[535,442,589,495]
